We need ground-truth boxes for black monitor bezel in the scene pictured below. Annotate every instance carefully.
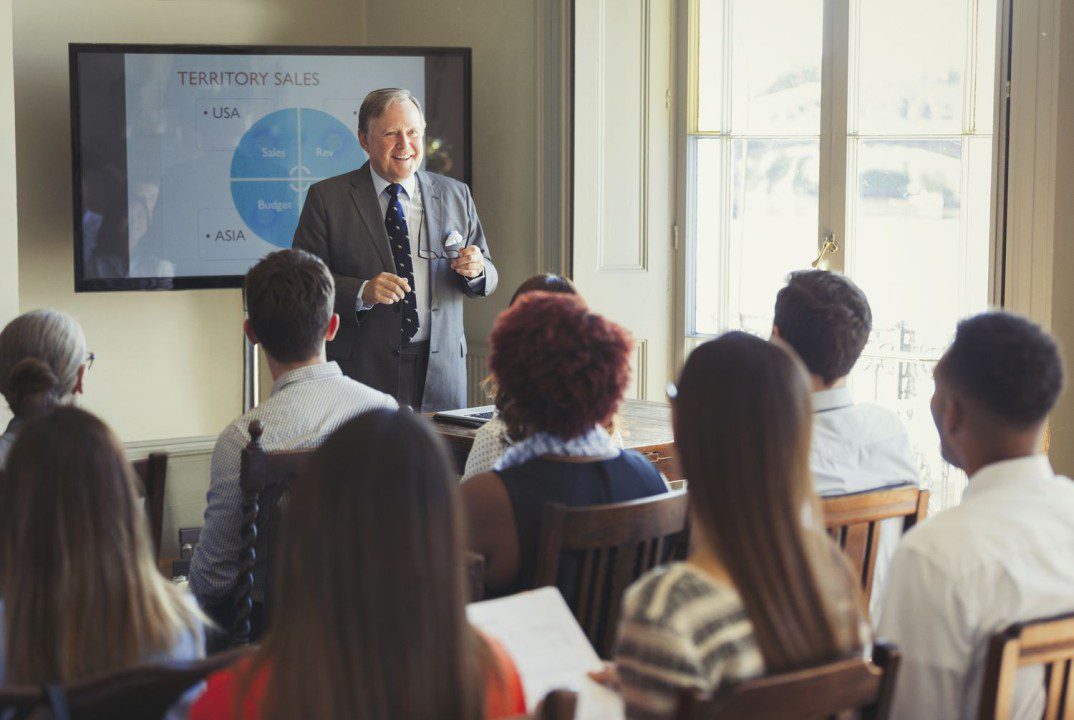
[70,43,473,292]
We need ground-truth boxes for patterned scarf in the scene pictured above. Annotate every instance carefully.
[493,424,620,472]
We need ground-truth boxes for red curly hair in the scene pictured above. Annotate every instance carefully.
[489,291,633,440]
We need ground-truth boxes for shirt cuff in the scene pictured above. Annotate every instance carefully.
[466,271,486,294]
[356,281,375,312]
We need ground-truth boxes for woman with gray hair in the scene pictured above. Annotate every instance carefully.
[0,309,89,468]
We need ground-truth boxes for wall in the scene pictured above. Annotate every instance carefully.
[1049,0,1074,475]
[365,0,541,350]
[13,0,368,444]
[0,0,15,430]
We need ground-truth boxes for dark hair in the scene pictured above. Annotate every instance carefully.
[1,407,200,684]
[508,274,578,307]
[675,332,864,673]
[244,249,334,363]
[938,311,1064,428]
[773,270,872,385]
[252,409,488,720]
[489,292,632,440]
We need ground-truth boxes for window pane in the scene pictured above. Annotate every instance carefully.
[848,139,969,354]
[853,0,968,134]
[698,0,822,134]
[693,137,819,335]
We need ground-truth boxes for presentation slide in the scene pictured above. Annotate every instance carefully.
[72,47,470,291]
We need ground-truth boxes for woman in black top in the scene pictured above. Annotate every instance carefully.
[462,292,667,596]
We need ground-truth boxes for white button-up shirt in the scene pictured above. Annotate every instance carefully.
[810,386,920,618]
[877,455,1074,719]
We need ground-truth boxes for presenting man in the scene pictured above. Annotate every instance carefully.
[293,88,497,411]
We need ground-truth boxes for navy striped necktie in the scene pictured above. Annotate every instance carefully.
[385,183,419,343]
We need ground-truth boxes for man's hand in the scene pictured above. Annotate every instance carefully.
[362,272,411,305]
[451,246,485,279]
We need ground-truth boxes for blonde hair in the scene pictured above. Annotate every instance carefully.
[0,309,86,417]
[0,407,203,684]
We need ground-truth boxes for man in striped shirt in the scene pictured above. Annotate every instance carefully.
[190,249,396,639]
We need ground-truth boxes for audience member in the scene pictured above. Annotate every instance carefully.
[613,332,866,718]
[189,249,396,637]
[0,309,89,468]
[464,273,606,479]
[878,312,1074,719]
[190,409,525,720]
[0,407,204,685]
[773,269,919,615]
[463,292,667,596]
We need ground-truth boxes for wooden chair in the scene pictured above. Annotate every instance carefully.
[132,451,168,560]
[821,485,928,604]
[0,647,250,720]
[537,689,578,720]
[533,490,689,658]
[466,550,487,602]
[676,643,901,720]
[232,420,314,646]
[978,611,1074,719]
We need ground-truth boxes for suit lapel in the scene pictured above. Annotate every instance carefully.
[348,163,393,271]
[418,171,445,301]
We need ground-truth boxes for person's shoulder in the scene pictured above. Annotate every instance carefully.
[616,449,668,484]
[336,375,398,410]
[624,563,742,631]
[308,167,366,195]
[420,170,472,199]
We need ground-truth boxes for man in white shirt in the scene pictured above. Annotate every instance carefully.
[190,249,396,642]
[772,270,919,617]
[878,311,1073,719]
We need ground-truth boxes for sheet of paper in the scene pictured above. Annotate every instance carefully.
[468,587,625,719]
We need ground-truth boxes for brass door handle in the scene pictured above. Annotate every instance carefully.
[811,233,839,268]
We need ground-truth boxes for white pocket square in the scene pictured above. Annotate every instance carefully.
[445,230,464,247]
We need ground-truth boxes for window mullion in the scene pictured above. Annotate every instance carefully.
[817,0,851,274]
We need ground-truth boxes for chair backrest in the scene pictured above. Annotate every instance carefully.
[821,485,928,603]
[978,611,1074,719]
[466,551,487,602]
[132,452,169,560]
[538,689,578,720]
[676,643,901,720]
[0,648,251,720]
[533,490,689,658]
[232,420,313,646]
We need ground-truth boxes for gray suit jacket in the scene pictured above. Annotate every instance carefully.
[292,162,498,411]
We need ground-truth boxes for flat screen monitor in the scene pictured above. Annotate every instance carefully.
[70,44,471,291]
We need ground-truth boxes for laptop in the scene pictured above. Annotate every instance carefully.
[433,405,497,428]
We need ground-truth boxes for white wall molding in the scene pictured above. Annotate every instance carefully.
[124,435,216,460]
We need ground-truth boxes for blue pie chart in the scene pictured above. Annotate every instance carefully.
[230,108,365,247]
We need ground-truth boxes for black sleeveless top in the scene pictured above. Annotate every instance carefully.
[496,450,668,596]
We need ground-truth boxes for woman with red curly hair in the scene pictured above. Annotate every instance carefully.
[462,292,667,597]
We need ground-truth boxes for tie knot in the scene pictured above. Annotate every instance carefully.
[387,183,403,200]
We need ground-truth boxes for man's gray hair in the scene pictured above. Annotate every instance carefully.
[357,88,424,136]
[0,309,87,417]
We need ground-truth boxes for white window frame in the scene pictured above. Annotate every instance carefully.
[671,0,1063,370]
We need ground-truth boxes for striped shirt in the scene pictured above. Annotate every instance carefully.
[614,562,764,719]
[189,362,396,605]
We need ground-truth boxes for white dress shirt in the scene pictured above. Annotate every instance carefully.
[810,386,920,619]
[877,455,1074,719]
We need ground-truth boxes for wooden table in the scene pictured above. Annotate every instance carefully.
[430,399,680,479]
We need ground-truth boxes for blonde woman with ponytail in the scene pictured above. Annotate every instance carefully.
[0,309,89,468]
[612,332,866,718]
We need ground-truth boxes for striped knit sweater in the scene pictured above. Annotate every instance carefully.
[613,562,765,719]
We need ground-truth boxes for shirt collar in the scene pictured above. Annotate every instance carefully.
[370,166,417,201]
[963,454,1055,500]
[812,386,854,414]
[269,361,343,396]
